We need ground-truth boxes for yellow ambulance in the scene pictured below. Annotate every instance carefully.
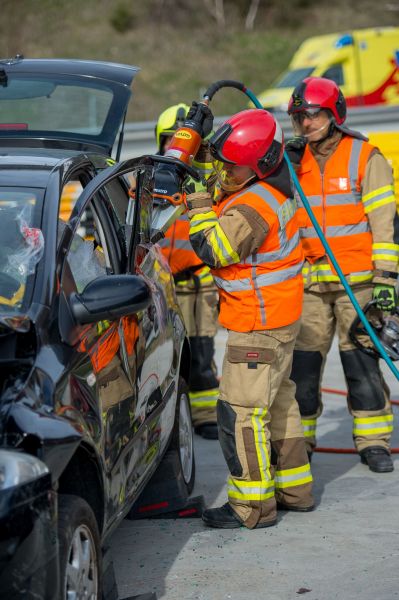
[258,27,399,112]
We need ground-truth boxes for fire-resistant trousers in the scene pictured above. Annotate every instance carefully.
[177,287,219,427]
[218,322,313,529]
[291,285,393,453]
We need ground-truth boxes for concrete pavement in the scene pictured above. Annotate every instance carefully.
[110,330,399,600]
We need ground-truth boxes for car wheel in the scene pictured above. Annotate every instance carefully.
[58,494,102,600]
[170,376,195,495]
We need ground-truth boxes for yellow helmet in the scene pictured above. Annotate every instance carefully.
[155,103,190,153]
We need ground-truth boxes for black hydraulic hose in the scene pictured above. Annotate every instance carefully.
[203,80,248,102]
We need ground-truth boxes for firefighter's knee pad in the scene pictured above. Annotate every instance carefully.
[217,400,243,477]
[340,350,385,410]
[291,350,323,416]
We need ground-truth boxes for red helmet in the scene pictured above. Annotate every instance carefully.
[209,109,284,179]
[287,77,346,125]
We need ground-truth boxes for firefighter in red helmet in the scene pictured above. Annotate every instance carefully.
[287,76,398,472]
[186,108,313,529]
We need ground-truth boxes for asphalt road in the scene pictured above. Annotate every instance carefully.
[110,330,399,600]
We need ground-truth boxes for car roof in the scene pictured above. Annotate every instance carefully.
[0,58,139,155]
[0,148,108,187]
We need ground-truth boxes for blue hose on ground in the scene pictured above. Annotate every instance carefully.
[244,87,399,381]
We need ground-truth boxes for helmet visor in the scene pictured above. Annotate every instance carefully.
[212,160,256,193]
[290,107,324,124]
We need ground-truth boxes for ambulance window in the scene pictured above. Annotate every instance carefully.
[276,67,314,88]
[322,65,344,86]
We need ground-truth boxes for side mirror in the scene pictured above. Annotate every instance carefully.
[70,274,151,324]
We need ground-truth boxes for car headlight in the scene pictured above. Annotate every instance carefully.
[0,449,49,491]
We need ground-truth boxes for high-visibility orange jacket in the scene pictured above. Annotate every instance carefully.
[211,181,304,332]
[159,215,204,276]
[296,137,375,274]
[159,215,214,288]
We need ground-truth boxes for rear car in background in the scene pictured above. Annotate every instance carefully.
[0,58,194,599]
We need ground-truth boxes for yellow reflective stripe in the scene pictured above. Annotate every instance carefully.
[275,463,313,488]
[372,253,399,262]
[353,414,394,436]
[372,243,399,251]
[228,477,275,501]
[371,243,399,263]
[189,389,218,407]
[275,475,313,488]
[275,464,311,476]
[199,274,214,285]
[354,415,394,424]
[364,197,396,214]
[349,273,373,283]
[208,225,240,267]
[363,185,394,201]
[353,426,394,435]
[302,418,316,437]
[189,211,218,234]
[251,407,271,482]
[190,400,217,408]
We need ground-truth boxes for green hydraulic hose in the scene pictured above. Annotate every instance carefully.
[244,87,399,381]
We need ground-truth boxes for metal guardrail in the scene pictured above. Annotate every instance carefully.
[120,105,399,158]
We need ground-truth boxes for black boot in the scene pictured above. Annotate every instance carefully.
[276,501,315,512]
[194,423,218,440]
[360,446,394,473]
[202,503,276,529]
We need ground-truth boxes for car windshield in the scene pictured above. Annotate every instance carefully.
[275,67,315,89]
[0,188,44,314]
[0,76,113,137]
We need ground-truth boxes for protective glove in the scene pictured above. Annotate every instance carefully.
[373,283,398,311]
[186,101,214,139]
[185,191,213,211]
[285,136,307,165]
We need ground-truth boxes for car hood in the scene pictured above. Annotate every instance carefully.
[0,58,139,155]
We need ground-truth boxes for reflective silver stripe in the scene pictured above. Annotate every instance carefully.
[215,262,304,292]
[298,194,322,208]
[157,238,193,250]
[222,182,281,215]
[301,222,370,238]
[245,231,301,264]
[251,258,267,325]
[173,239,193,250]
[255,262,303,286]
[373,248,399,257]
[213,276,252,292]
[326,193,359,206]
[353,421,393,431]
[349,138,363,195]
[275,469,312,485]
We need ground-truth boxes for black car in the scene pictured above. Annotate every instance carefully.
[0,58,194,599]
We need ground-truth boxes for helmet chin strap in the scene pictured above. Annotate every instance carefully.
[219,173,256,193]
[302,118,334,142]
